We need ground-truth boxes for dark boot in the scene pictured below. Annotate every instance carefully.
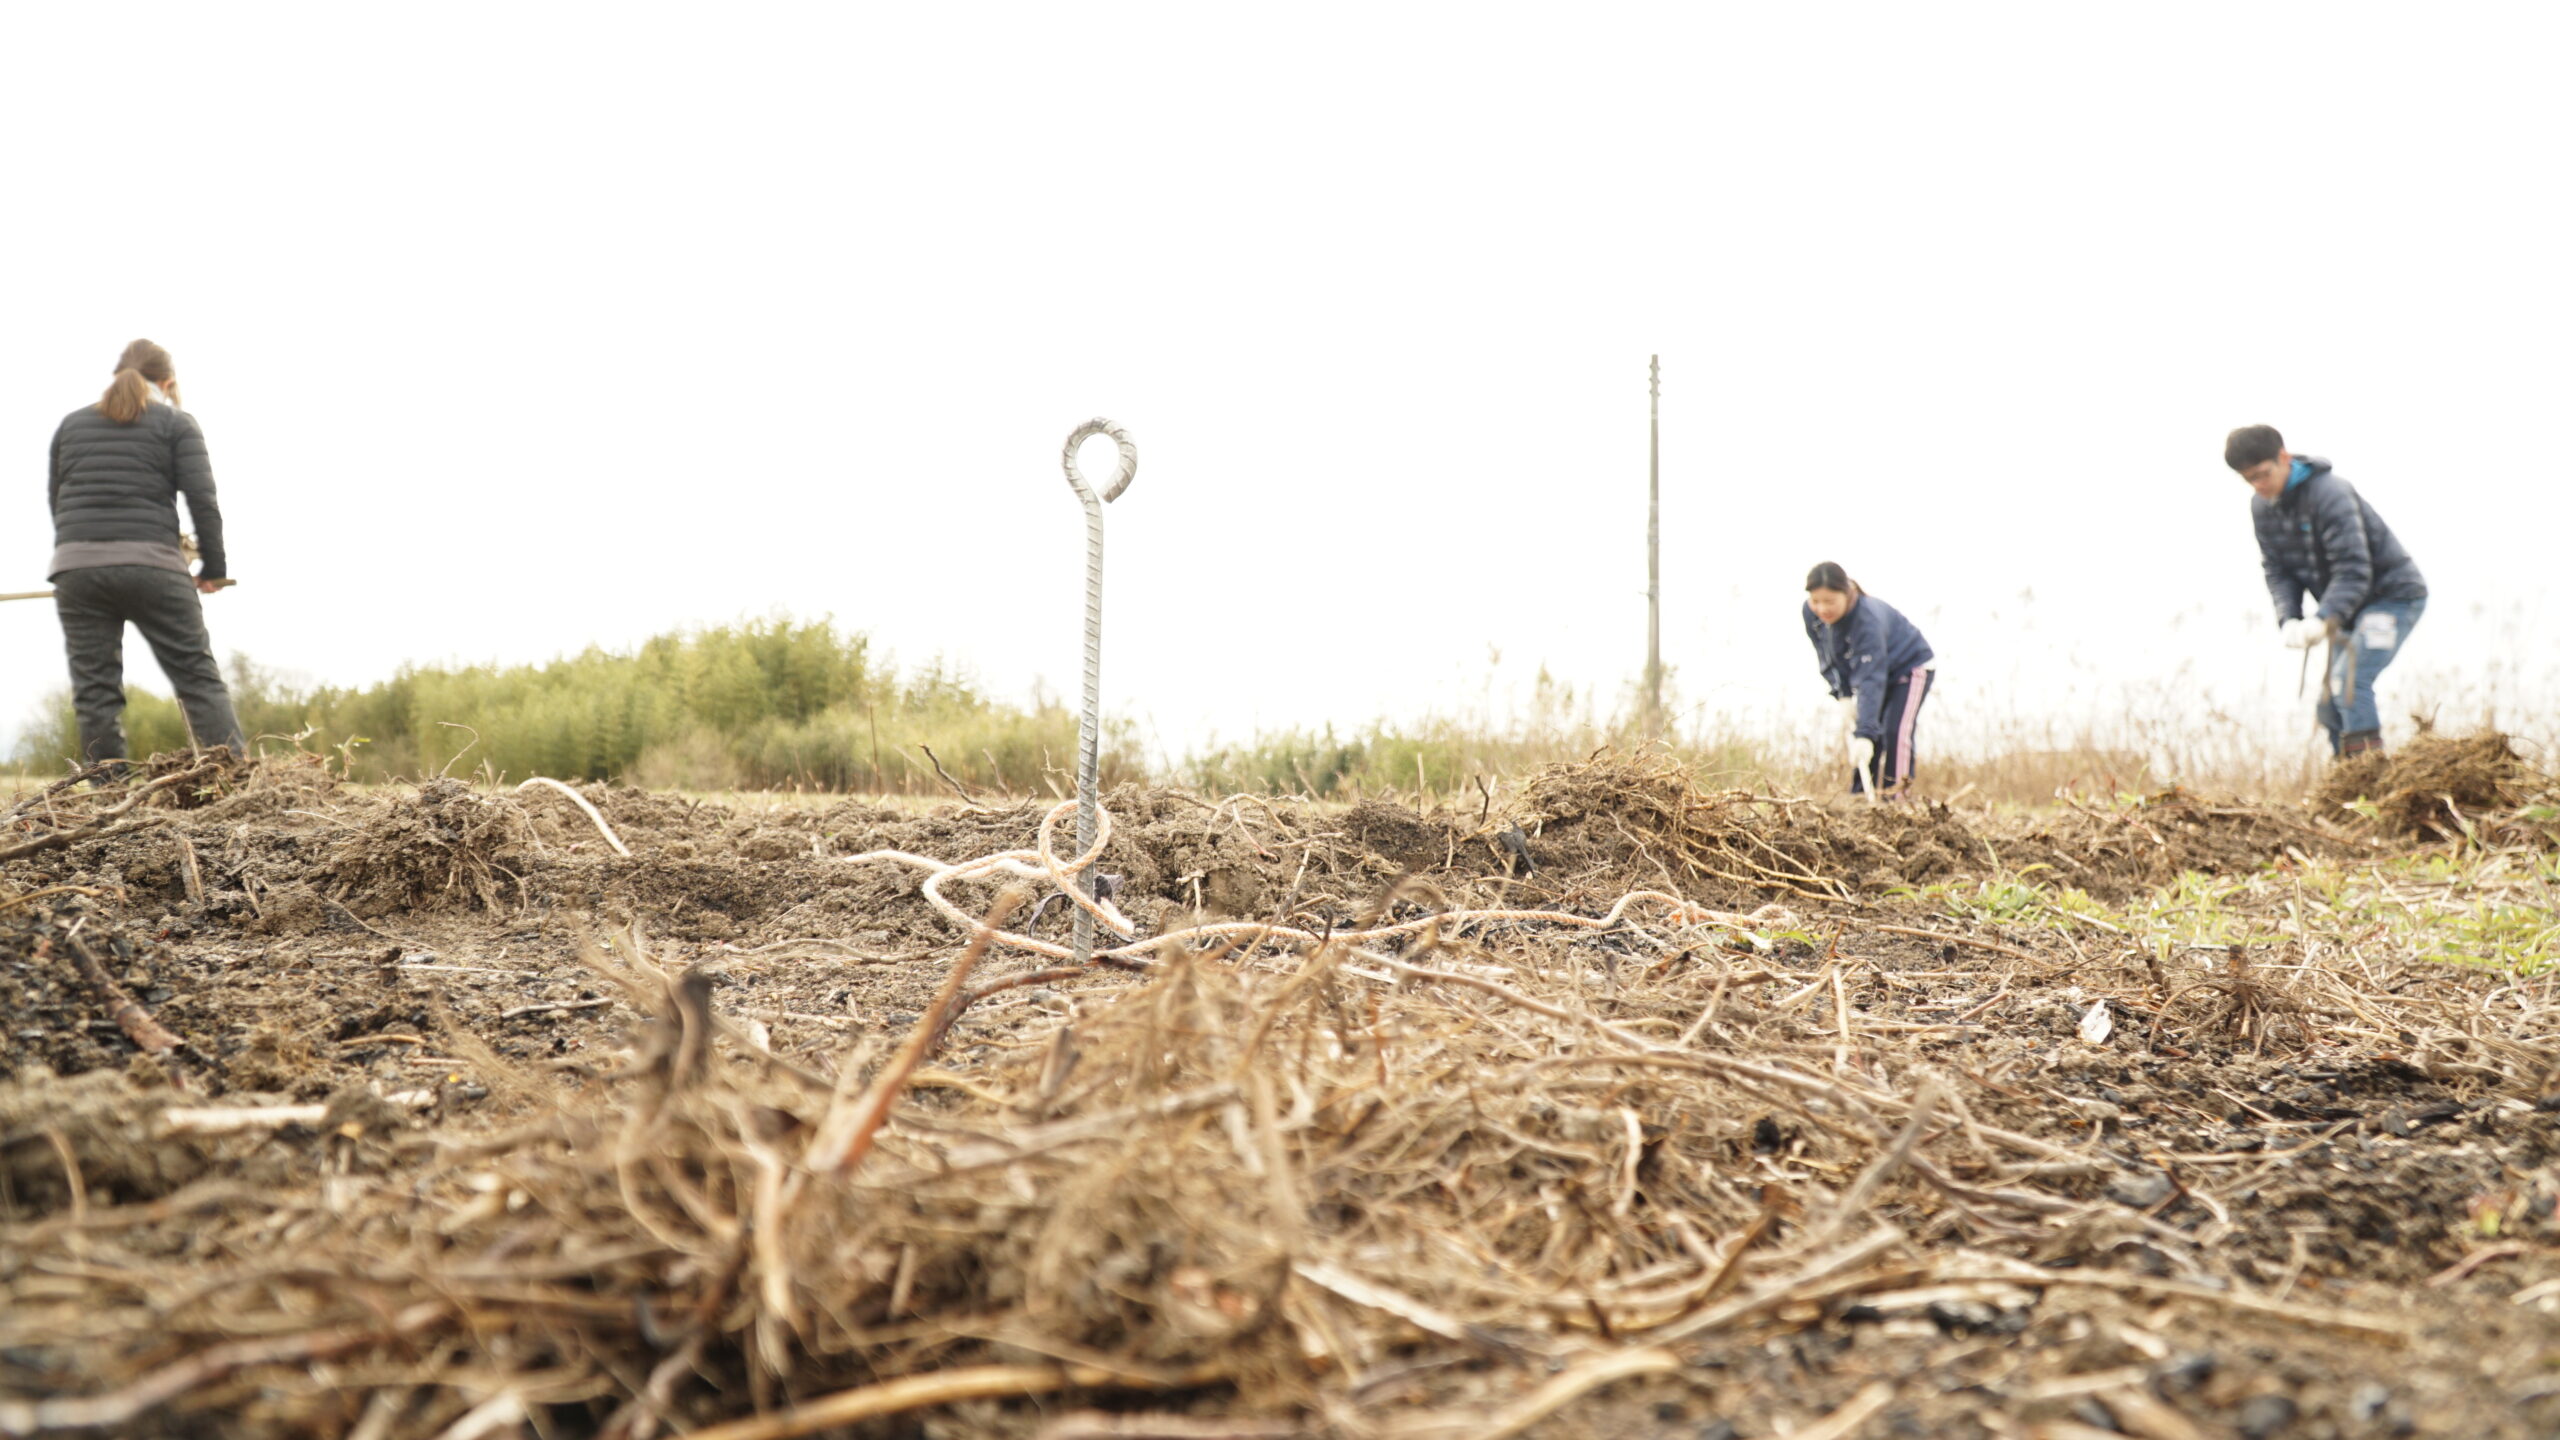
[2340,729,2385,759]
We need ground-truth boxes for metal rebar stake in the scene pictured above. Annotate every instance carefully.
[1059,418,1138,964]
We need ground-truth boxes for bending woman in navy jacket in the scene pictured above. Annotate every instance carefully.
[1801,561,1936,797]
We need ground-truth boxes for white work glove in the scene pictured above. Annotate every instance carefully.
[1836,695,1859,733]
[1851,736,1876,772]
[2279,617,2327,650]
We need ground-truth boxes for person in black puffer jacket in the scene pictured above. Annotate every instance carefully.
[46,339,245,770]
[2225,425,2428,759]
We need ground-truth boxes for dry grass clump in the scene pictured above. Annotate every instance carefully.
[2314,730,2537,840]
[1517,751,1846,900]
[1505,751,2340,906]
[2140,945,2317,1057]
[317,777,541,914]
[130,746,251,808]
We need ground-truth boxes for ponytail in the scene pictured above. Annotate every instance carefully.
[94,339,175,425]
[1804,560,1860,597]
[98,368,150,423]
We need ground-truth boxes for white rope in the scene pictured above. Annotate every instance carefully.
[840,798,1794,965]
[1058,418,1140,965]
[1059,417,1138,504]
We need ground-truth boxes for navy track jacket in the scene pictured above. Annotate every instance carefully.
[2249,456,2425,627]
[1803,593,1935,742]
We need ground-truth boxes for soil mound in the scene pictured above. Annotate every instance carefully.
[1515,751,2345,904]
[320,777,538,914]
[2315,728,2544,840]
[1994,787,2342,897]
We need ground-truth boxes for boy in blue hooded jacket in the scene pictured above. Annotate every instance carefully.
[1802,561,1937,797]
[2225,425,2427,759]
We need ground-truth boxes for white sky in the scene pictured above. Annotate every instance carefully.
[5,3,2555,773]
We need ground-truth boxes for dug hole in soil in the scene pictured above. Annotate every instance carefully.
[2,739,2557,1439]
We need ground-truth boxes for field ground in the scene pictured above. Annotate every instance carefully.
[2,741,2557,1438]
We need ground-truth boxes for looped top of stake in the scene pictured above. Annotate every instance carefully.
[1061,418,1138,504]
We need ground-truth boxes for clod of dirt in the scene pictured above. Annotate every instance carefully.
[1340,799,1449,870]
[136,745,248,810]
[227,1022,324,1094]
[248,881,328,936]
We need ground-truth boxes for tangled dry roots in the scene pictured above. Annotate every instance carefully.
[318,778,538,914]
[2314,729,2539,841]
[0,867,2125,1435]
[1507,750,2347,904]
[1517,751,1849,900]
[4,834,2456,1438]
[13,749,2560,1436]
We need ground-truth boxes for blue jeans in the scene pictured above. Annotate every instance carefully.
[2316,597,2424,755]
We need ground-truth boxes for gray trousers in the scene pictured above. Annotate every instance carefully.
[53,565,245,765]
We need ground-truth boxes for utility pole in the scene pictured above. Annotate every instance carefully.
[1644,355,1663,741]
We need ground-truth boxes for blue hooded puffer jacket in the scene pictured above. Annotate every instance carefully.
[2249,456,2425,627]
[1802,592,1935,741]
